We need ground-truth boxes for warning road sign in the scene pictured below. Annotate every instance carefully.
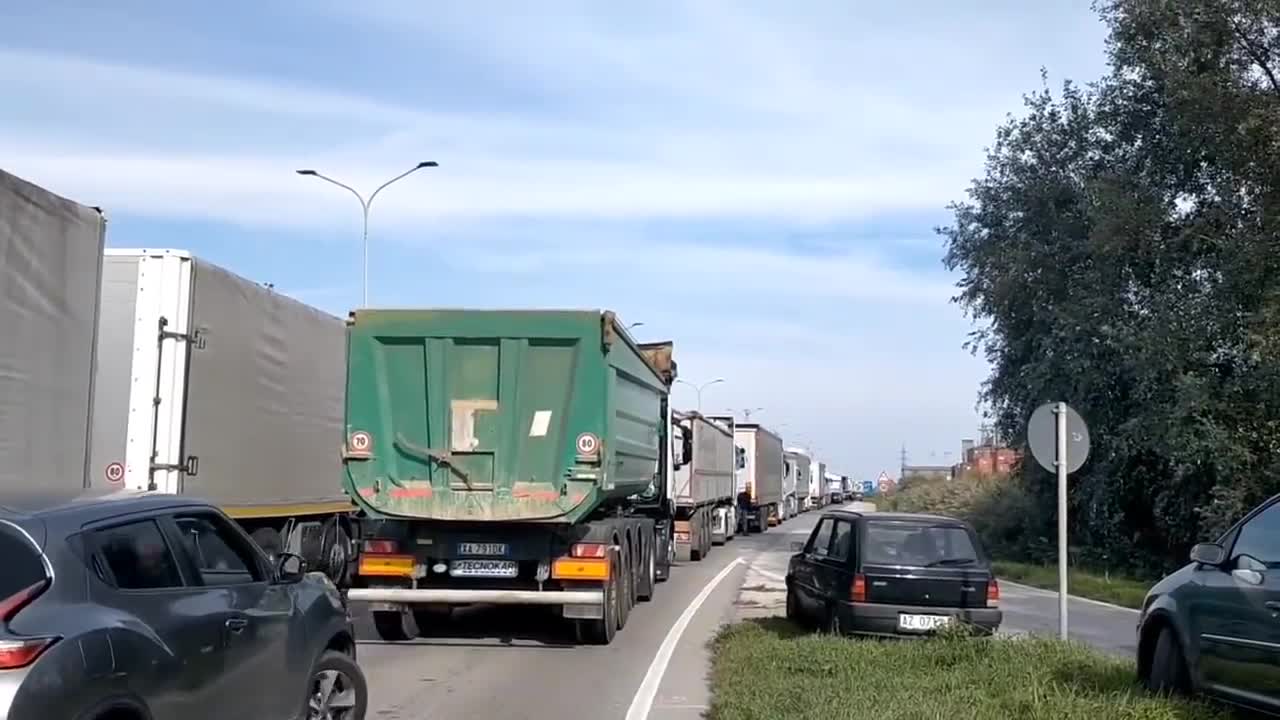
[105,462,125,484]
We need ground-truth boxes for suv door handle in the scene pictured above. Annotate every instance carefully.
[225,617,249,634]
[1265,601,1280,612]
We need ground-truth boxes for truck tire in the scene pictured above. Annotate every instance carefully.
[690,514,705,562]
[637,530,657,602]
[580,549,620,645]
[618,537,633,627]
[372,609,417,642]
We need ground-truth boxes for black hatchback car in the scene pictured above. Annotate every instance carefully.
[785,510,1001,636]
[0,490,366,720]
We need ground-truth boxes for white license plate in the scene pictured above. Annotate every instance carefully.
[458,542,508,556]
[449,559,519,578]
[898,613,953,632]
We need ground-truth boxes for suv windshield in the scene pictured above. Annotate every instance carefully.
[0,521,47,601]
[863,521,983,567]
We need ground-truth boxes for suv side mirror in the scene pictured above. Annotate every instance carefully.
[276,552,307,583]
[1190,542,1226,567]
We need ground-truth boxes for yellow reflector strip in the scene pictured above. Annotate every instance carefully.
[551,557,610,581]
[358,554,415,577]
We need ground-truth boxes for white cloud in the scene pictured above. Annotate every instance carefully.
[0,2,1107,226]
[0,2,1104,479]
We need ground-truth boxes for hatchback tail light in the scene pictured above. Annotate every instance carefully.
[0,638,57,670]
[0,579,48,624]
[987,578,1000,606]
[850,573,867,603]
[0,578,57,670]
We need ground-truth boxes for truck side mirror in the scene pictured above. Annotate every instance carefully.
[682,433,693,465]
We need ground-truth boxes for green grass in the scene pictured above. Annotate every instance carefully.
[708,619,1229,720]
[993,561,1152,609]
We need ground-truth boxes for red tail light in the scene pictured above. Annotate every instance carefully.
[851,574,867,602]
[0,580,48,624]
[571,543,608,559]
[0,638,57,670]
[0,579,56,670]
[987,578,1000,606]
[362,539,398,554]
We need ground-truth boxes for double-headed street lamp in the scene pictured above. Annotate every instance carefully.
[296,161,438,308]
[677,378,724,413]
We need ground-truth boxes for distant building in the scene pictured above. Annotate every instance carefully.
[899,465,954,482]
[952,436,1021,478]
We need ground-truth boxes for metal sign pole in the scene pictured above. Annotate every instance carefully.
[1055,401,1069,640]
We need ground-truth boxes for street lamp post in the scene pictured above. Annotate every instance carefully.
[741,407,764,421]
[676,378,724,413]
[296,161,438,308]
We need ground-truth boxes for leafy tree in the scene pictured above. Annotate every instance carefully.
[940,0,1280,574]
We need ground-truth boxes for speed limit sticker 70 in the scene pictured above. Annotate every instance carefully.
[348,431,373,457]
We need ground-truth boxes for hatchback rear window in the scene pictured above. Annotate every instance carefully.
[0,522,47,600]
[863,521,984,567]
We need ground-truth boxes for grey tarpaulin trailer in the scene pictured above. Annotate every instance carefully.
[0,168,105,496]
[89,249,356,584]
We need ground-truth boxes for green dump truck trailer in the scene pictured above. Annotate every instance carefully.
[343,309,677,645]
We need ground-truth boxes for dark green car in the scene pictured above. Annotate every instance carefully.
[1137,493,1280,714]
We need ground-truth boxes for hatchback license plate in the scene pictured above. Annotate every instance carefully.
[450,559,519,578]
[898,613,952,632]
[458,542,508,556]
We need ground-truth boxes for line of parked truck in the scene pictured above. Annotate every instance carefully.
[1,167,856,646]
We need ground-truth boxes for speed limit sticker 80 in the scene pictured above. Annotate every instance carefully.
[105,462,125,484]
[575,432,600,458]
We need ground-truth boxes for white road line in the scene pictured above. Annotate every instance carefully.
[624,557,745,720]
[999,579,1141,614]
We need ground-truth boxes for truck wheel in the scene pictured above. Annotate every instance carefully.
[618,539,633,628]
[372,609,417,642]
[637,534,657,602]
[690,516,704,562]
[580,550,619,645]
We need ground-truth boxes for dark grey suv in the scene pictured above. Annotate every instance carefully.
[0,490,366,720]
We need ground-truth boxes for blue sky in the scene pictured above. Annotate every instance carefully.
[1,1,1109,481]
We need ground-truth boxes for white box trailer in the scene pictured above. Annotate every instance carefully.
[733,423,783,532]
[0,169,105,496]
[785,447,812,517]
[670,411,736,561]
[89,248,355,582]
[811,461,827,508]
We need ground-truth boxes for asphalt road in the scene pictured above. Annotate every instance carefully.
[351,505,1144,719]
[997,579,1140,657]
[353,521,797,720]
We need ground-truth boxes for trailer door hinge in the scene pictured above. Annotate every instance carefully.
[152,455,199,477]
[158,317,207,349]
